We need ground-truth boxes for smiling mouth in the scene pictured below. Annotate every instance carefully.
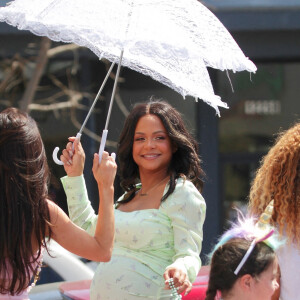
[142,154,160,159]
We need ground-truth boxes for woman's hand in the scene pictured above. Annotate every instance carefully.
[92,151,117,189]
[60,137,85,177]
[163,266,192,296]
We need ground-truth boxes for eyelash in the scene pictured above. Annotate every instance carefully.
[134,136,165,141]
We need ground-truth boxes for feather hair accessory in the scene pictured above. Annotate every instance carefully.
[209,200,279,275]
[234,200,275,275]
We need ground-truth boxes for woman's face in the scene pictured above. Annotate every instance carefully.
[251,258,279,300]
[132,114,175,175]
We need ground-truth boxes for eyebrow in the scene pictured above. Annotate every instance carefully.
[135,130,166,135]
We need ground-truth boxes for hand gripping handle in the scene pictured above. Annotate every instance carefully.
[52,132,82,165]
[98,130,108,163]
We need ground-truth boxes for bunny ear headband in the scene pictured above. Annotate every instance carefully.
[211,200,279,275]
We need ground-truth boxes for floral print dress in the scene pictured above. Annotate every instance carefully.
[61,176,206,300]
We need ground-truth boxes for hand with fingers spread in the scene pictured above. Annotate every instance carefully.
[164,266,192,296]
[60,137,85,177]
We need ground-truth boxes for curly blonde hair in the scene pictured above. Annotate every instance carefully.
[248,122,300,246]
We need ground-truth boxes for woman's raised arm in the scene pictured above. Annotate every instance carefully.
[51,139,116,261]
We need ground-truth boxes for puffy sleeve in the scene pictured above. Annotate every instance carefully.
[61,175,98,236]
[160,178,206,283]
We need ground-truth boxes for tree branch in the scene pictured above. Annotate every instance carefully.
[47,44,81,58]
[19,37,52,112]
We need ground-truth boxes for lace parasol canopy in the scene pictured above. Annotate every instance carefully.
[0,0,257,116]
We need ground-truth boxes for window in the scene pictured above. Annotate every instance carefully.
[218,62,300,226]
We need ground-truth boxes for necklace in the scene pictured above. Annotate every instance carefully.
[139,176,169,196]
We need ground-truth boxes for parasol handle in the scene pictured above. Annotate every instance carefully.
[98,130,116,162]
[97,50,123,163]
[98,129,108,163]
[52,132,82,165]
[52,60,117,166]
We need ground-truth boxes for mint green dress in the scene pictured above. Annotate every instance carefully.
[61,176,206,300]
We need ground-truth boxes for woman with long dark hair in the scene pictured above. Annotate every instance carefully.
[0,107,116,299]
[61,100,206,299]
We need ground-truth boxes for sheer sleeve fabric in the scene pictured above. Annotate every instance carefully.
[61,175,98,236]
[160,179,206,283]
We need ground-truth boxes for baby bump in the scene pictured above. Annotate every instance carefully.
[90,255,169,300]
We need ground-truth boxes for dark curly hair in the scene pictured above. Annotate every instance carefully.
[0,107,52,295]
[117,99,205,203]
[205,238,275,300]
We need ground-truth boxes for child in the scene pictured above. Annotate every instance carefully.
[205,212,280,300]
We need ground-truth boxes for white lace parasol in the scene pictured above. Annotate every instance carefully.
[0,0,256,115]
[0,0,257,164]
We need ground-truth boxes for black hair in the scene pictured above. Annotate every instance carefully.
[117,99,205,203]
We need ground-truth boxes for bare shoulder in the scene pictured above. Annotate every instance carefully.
[46,199,67,223]
[47,199,59,213]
